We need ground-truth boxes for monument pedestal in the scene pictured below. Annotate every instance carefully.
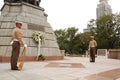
[0,2,64,62]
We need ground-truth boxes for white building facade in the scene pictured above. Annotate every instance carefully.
[96,0,112,19]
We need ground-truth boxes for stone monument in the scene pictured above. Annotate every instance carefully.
[0,1,64,62]
[108,49,120,59]
[97,49,108,58]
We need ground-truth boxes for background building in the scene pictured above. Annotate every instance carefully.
[83,19,96,33]
[96,0,112,19]
[83,0,112,32]
[83,24,92,32]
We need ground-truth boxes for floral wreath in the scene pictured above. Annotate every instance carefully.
[32,31,45,44]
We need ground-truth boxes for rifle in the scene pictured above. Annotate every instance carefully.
[18,47,26,70]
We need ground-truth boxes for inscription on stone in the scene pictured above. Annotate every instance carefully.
[97,49,107,56]
[28,23,45,31]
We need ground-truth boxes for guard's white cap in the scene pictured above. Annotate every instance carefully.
[15,21,22,25]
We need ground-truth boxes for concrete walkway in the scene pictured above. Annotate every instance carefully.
[0,57,120,80]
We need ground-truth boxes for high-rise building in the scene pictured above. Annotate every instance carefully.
[96,0,112,19]
[83,20,96,33]
[83,24,91,32]
[83,0,112,32]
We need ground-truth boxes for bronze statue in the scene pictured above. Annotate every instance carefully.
[4,0,22,3]
[35,0,41,6]
[4,0,41,6]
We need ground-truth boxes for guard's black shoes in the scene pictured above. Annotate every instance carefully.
[11,68,20,71]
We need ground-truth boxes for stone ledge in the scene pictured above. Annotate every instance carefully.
[108,49,120,59]
[109,49,120,51]
[0,56,64,63]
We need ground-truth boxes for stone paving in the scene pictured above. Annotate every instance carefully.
[0,57,120,80]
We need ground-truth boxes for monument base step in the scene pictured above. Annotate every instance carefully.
[0,56,64,63]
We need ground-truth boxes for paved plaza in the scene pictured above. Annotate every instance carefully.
[0,57,120,80]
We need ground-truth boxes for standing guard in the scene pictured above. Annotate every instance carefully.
[88,36,97,62]
[10,21,27,70]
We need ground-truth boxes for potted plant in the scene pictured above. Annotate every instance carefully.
[38,54,45,61]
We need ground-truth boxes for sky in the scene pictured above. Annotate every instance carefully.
[0,0,120,32]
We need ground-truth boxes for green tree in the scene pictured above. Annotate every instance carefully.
[92,14,120,49]
[54,27,79,54]
[73,32,91,54]
[54,29,68,50]
[66,27,78,54]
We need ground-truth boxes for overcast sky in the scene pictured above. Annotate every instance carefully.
[0,0,120,32]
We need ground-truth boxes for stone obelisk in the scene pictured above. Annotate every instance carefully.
[0,1,64,62]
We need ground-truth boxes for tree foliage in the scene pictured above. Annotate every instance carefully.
[54,27,91,54]
[73,32,91,54]
[91,14,120,49]
[54,27,79,54]
[54,29,68,50]
[54,14,120,55]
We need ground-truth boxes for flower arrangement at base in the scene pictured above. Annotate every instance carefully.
[32,31,45,60]
[32,31,45,44]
